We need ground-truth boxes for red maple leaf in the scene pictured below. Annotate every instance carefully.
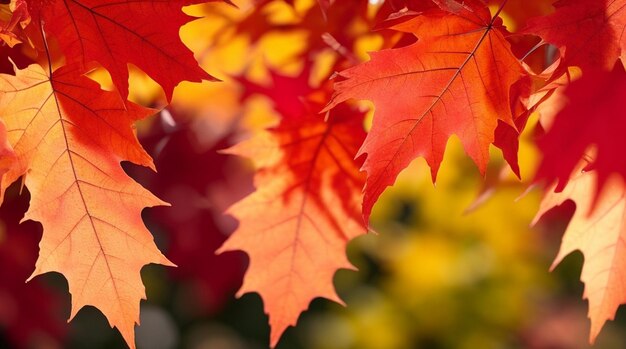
[325,0,527,221]
[536,64,626,198]
[524,0,626,71]
[27,0,224,100]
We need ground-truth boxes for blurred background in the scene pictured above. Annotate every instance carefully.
[2,0,626,348]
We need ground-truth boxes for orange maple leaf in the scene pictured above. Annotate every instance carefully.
[218,108,367,347]
[0,63,174,349]
[534,169,626,343]
[325,0,527,222]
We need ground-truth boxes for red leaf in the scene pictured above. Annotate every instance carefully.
[325,0,527,221]
[536,65,626,198]
[524,0,626,71]
[28,0,222,100]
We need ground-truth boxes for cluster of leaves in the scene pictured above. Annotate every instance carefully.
[0,0,625,348]
[0,0,226,347]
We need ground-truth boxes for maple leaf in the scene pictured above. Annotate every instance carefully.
[27,0,223,100]
[492,60,567,179]
[0,63,174,349]
[325,0,527,221]
[524,0,626,71]
[536,65,626,197]
[218,67,367,346]
[533,169,626,343]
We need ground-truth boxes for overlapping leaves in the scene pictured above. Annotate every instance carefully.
[2,0,626,348]
[0,0,223,347]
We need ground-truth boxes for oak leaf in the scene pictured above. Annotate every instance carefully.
[534,169,626,343]
[219,69,367,346]
[0,63,173,349]
[28,0,222,100]
[325,0,527,221]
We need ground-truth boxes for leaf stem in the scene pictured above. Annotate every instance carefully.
[491,0,510,21]
[520,39,547,62]
[39,19,53,78]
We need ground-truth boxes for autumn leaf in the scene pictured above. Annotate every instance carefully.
[536,65,626,198]
[492,60,567,180]
[533,169,626,343]
[0,0,30,47]
[524,0,626,71]
[0,63,173,349]
[27,0,224,100]
[325,0,527,221]
[218,69,367,347]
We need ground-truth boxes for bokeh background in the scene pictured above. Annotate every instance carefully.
[2,0,626,348]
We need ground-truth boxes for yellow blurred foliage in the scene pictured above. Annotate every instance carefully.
[304,136,555,349]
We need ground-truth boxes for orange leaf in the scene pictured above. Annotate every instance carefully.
[0,63,174,349]
[219,108,367,347]
[325,0,527,221]
[534,169,626,343]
